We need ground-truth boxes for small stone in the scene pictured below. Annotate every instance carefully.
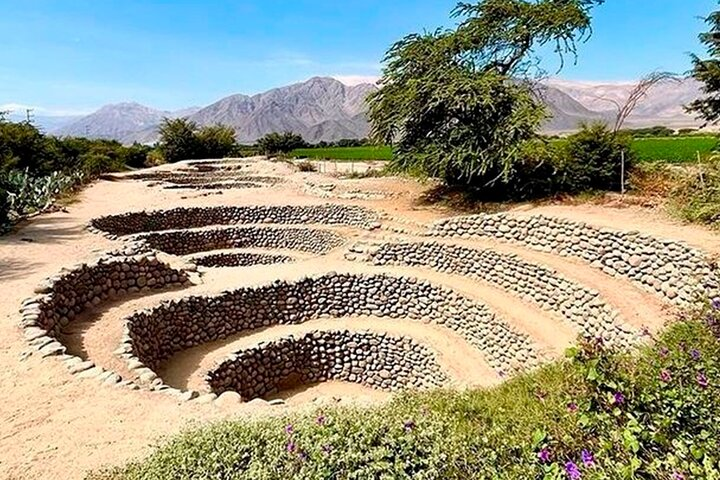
[215,391,242,407]
[39,342,65,357]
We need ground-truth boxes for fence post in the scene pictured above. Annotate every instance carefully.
[621,150,626,195]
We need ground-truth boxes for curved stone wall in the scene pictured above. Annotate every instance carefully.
[351,241,636,345]
[206,330,448,399]
[191,251,294,268]
[90,204,381,236]
[169,175,284,185]
[164,181,263,190]
[18,248,189,387]
[133,174,284,186]
[124,273,537,375]
[428,213,720,306]
[134,226,346,256]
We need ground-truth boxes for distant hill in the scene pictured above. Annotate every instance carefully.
[544,77,703,130]
[54,103,200,144]
[48,76,705,144]
[188,77,375,143]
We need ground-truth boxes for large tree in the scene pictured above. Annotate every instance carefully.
[367,0,603,187]
[256,132,307,155]
[688,7,720,125]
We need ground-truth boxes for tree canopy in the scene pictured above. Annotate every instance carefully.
[688,7,720,125]
[256,131,307,155]
[367,0,603,187]
[158,118,238,162]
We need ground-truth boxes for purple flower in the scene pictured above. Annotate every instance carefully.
[298,450,308,462]
[660,369,672,383]
[691,349,701,361]
[613,392,626,405]
[581,449,595,467]
[286,441,296,453]
[672,471,686,480]
[697,372,709,389]
[567,402,578,413]
[711,297,720,310]
[284,424,294,435]
[565,461,582,480]
[316,415,326,425]
[403,420,416,431]
[322,444,332,455]
[538,448,551,463]
[659,346,670,358]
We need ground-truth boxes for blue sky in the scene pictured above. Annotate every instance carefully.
[0,0,716,115]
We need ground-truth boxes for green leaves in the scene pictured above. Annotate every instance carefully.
[158,117,238,163]
[368,0,602,190]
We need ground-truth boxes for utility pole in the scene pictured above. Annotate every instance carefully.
[25,108,34,124]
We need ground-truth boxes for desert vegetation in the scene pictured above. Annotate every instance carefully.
[0,114,154,231]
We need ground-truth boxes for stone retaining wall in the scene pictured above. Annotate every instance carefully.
[351,241,636,346]
[191,251,294,268]
[18,248,190,389]
[428,213,720,306]
[124,273,537,374]
[133,174,284,186]
[91,204,381,236]
[164,182,263,190]
[134,226,346,256]
[207,330,448,400]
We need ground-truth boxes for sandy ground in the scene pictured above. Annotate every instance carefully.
[0,158,715,479]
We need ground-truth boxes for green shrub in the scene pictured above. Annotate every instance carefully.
[79,152,125,176]
[557,123,633,193]
[91,311,720,480]
[0,186,9,230]
[668,158,720,225]
[257,132,307,155]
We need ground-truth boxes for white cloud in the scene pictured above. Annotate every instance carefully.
[0,103,92,117]
[332,75,380,86]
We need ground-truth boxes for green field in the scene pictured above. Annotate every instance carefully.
[292,137,718,164]
[291,146,392,161]
[631,136,719,163]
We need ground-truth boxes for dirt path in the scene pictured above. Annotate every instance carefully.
[0,158,707,479]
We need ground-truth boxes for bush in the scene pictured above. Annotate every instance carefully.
[0,186,9,230]
[91,310,720,480]
[296,160,317,172]
[257,132,307,155]
[158,118,239,162]
[557,123,634,193]
[196,124,237,159]
[668,158,720,224]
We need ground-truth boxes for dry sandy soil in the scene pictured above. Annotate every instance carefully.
[1,158,718,479]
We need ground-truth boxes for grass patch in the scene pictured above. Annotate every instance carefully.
[290,146,393,161]
[291,137,719,165]
[631,137,719,164]
[90,308,720,479]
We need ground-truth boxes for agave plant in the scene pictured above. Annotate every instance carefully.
[0,168,86,224]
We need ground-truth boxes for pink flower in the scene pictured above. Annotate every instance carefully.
[697,372,709,389]
[538,448,551,463]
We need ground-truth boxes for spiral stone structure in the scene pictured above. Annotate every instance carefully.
[17,158,718,412]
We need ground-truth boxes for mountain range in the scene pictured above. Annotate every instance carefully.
[40,76,706,144]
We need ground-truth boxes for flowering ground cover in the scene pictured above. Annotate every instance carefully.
[89,303,720,480]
